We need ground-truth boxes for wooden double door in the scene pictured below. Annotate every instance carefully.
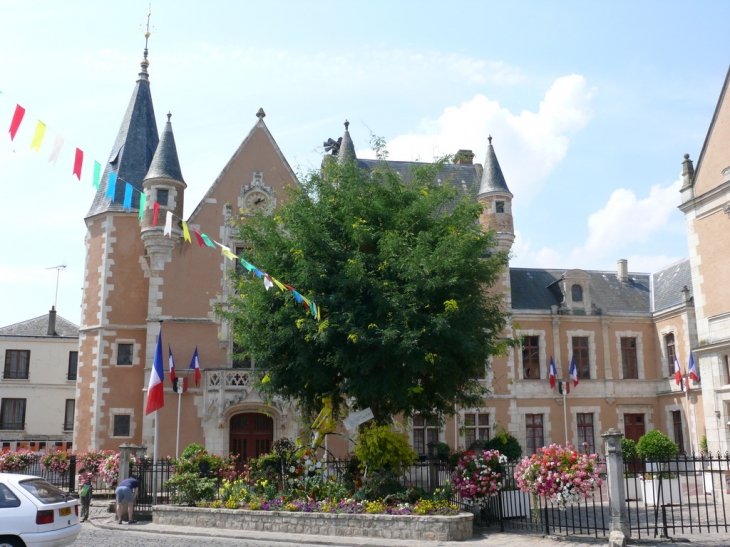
[229,412,273,461]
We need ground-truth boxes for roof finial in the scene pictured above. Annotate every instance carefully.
[256,107,266,119]
[138,6,152,81]
[344,120,350,131]
[167,111,172,122]
[488,135,492,145]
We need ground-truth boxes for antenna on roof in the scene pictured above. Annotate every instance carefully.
[46,264,67,310]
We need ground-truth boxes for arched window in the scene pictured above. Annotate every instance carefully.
[571,284,583,302]
[665,333,676,377]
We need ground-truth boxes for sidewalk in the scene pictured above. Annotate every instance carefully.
[84,499,730,547]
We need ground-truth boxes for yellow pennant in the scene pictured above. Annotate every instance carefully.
[271,276,286,291]
[182,221,191,243]
[30,121,46,152]
[220,245,238,261]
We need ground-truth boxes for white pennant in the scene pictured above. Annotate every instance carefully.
[263,275,274,291]
[164,211,173,236]
[48,135,64,164]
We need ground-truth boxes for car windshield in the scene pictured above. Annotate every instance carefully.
[19,479,67,504]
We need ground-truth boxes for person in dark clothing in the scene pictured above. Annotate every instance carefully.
[77,467,94,522]
[115,477,139,524]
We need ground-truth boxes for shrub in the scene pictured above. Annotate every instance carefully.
[77,450,116,477]
[40,451,72,476]
[470,428,522,461]
[172,443,238,481]
[451,449,506,502]
[354,424,417,474]
[621,438,638,459]
[636,430,678,461]
[165,472,217,506]
[700,435,708,454]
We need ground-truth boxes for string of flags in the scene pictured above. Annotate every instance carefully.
[2,90,321,321]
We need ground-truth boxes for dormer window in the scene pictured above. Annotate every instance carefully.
[571,284,583,302]
[157,189,169,207]
[495,201,505,213]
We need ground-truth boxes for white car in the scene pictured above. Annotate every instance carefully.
[0,473,80,547]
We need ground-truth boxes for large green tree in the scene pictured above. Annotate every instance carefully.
[220,150,511,424]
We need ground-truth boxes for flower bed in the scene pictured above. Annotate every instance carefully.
[153,505,473,541]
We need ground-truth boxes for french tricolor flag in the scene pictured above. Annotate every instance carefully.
[169,345,176,383]
[549,357,557,389]
[688,352,699,384]
[145,331,165,415]
[190,346,202,387]
[569,356,579,388]
[674,355,685,391]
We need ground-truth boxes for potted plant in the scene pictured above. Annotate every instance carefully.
[636,430,680,506]
[621,438,642,501]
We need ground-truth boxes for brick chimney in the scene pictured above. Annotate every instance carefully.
[454,149,475,165]
[47,306,57,336]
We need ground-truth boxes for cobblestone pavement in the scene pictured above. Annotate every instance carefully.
[80,500,730,547]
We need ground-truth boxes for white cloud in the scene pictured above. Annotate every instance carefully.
[571,179,682,262]
[357,74,594,202]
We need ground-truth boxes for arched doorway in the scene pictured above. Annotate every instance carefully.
[229,412,273,461]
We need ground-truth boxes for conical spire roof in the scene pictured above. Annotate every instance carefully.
[477,136,511,196]
[338,120,357,164]
[144,113,185,183]
[86,50,159,218]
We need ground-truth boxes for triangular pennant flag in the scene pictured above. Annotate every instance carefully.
[310,301,317,318]
[291,290,303,303]
[192,228,205,247]
[8,104,25,140]
[215,242,237,260]
[48,135,64,164]
[123,183,133,211]
[201,233,216,248]
[271,276,286,291]
[239,258,256,272]
[152,202,160,226]
[139,192,147,220]
[252,268,264,278]
[73,148,83,180]
[93,161,101,190]
[29,121,46,152]
[182,221,191,243]
[164,211,173,236]
[106,172,117,200]
[317,305,321,321]
[263,275,274,290]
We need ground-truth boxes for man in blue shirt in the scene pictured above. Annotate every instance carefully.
[115,477,140,524]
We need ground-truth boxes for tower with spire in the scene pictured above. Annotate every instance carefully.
[477,136,514,254]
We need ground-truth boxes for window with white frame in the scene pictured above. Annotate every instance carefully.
[577,413,595,454]
[412,415,439,455]
[464,413,490,448]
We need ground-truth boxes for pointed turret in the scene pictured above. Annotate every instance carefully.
[85,47,159,218]
[144,113,185,183]
[477,136,514,253]
[338,120,357,164]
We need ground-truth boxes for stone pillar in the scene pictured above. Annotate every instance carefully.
[602,428,630,538]
[119,443,147,482]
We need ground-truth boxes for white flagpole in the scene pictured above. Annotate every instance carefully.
[152,321,162,505]
[563,381,569,446]
[176,388,182,458]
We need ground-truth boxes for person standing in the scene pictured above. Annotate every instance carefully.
[77,467,94,522]
[115,476,139,524]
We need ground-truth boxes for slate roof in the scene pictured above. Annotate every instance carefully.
[0,313,79,338]
[338,123,357,164]
[144,117,184,183]
[478,140,510,196]
[510,268,652,314]
[652,258,693,312]
[86,57,159,218]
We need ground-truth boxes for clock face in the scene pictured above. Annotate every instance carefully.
[245,191,268,212]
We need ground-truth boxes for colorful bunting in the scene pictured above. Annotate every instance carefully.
[271,277,286,291]
[220,245,237,261]
[239,258,256,272]
[182,221,191,243]
[201,233,215,248]
[8,104,25,140]
[152,202,160,226]
[192,228,205,247]
[48,135,63,164]
[263,275,273,291]
[106,172,117,200]
[29,121,46,152]
[93,161,101,190]
[73,148,83,180]
[164,211,173,236]
[123,183,133,211]
[139,192,146,220]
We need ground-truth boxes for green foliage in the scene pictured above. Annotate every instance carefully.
[469,428,523,461]
[637,430,679,461]
[353,470,406,502]
[172,443,237,480]
[219,149,512,423]
[218,478,251,504]
[621,438,638,459]
[164,472,217,506]
[354,424,418,474]
[700,435,708,454]
[436,442,451,458]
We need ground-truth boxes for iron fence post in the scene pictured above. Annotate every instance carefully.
[69,454,76,493]
[602,428,630,538]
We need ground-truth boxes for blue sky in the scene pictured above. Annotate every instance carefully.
[1,0,729,327]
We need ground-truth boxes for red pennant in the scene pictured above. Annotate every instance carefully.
[192,228,205,247]
[73,148,83,180]
[152,202,160,226]
[8,105,26,141]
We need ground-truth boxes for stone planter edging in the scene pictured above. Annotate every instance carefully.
[153,505,473,541]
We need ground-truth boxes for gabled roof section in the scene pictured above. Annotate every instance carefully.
[688,65,730,194]
[144,114,185,183]
[86,53,159,218]
[510,268,651,313]
[478,137,510,196]
[188,112,299,222]
[0,313,79,338]
[652,258,693,312]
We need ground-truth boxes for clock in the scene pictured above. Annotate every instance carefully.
[245,191,269,213]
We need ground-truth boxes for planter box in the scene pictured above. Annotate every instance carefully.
[153,505,473,541]
[500,490,531,518]
[642,478,681,506]
[625,476,643,501]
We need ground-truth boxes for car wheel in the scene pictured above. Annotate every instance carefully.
[0,538,23,547]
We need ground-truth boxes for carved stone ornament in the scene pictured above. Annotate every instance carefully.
[240,172,276,215]
[724,202,730,218]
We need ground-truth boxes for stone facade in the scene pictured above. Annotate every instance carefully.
[153,505,473,541]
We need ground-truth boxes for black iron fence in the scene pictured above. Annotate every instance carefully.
[135,458,175,513]
[624,453,730,539]
[3,454,77,492]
